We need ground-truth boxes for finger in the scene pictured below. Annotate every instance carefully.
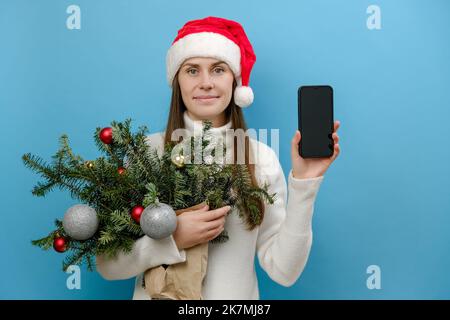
[204,226,225,242]
[176,203,209,216]
[334,120,340,132]
[291,130,301,159]
[330,143,340,161]
[198,205,230,222]
[204,217,225,231]
[332,132,339,144]
[291,130,301,144]
[191,203,209,213]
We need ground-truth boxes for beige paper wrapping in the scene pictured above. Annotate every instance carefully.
[144,202,208,300]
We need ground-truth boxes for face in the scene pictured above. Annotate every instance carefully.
[177,57,235,127]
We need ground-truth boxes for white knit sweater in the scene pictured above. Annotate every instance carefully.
[96,111,324,300]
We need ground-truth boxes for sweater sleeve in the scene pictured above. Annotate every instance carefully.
[255,148,324,287]
[96,235,187,280]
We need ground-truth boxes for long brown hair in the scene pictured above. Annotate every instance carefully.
[163,72,265,230]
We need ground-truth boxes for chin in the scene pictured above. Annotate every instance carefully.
[190,106,226,118]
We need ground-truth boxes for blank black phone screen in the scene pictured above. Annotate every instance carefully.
[298,85,334,158]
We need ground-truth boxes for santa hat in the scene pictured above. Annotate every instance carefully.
[166,16,256,108]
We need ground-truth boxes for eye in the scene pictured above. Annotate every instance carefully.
[214,67,225,74]
[187,68,198,75]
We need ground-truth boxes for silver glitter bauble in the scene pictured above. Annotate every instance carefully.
[140,203,177,239]
[62,204,99,240]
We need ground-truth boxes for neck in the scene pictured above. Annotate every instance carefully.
[185,110,227,128]
[182,110,235,165]
[183,111,232,137]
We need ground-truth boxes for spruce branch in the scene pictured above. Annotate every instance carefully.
[25,118,277,271]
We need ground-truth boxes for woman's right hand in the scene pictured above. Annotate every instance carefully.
[172,204,230,250]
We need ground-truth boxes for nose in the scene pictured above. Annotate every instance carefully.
[199,71,214,90]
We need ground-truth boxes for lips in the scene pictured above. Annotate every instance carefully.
[193,95,219,100]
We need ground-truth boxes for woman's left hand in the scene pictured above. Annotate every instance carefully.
[291,120,341,179]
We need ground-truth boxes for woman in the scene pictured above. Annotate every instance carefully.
[96,16,341,300]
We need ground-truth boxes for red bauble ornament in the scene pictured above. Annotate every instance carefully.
[53,236,67,253]
[118,167,126,175]
[99,127,113,144]
[131,205,145,224]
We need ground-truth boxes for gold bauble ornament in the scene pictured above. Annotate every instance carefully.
[171,154,185,168]
[85,161,94,169]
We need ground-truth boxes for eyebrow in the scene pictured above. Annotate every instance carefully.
[182,61,227,68]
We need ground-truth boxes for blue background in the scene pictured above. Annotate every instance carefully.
[1,0,449,299]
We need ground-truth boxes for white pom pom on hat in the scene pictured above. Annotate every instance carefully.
[166,16,256,108]
[233,84,253,108]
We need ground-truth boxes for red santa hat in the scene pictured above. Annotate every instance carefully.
[166,16,256,108]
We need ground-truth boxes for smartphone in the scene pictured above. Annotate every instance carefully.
[298,85,334,158]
